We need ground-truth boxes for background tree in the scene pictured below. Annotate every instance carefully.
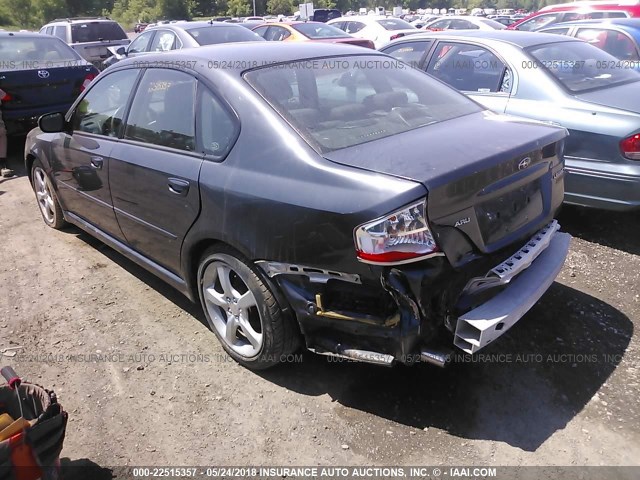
[267,0,292,15]
[227,0,251,16]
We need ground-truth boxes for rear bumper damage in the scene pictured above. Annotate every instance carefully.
[257,220,570,367]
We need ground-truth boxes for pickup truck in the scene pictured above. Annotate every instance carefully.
[0,32,99,135]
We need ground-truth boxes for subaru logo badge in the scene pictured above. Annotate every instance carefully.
[37,70,50,79]
[518,157,531,170]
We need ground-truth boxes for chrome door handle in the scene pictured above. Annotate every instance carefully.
[90,156,104,170]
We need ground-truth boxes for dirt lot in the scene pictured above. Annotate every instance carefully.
[0,141,639,477]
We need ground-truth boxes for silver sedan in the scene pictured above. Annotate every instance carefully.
[382,30,640,211]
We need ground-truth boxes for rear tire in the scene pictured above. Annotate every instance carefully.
[31,159,66,230]
[197,246,298,370]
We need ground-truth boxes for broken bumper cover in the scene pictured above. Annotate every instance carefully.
[454,222,571,354]
[257,220,570,365]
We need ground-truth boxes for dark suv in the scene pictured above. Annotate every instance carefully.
[25,43,570,370]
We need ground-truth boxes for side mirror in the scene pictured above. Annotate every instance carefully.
[38,112,66,133]
[116,46,127,56]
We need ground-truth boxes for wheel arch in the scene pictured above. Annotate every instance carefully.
[183,237,302,348]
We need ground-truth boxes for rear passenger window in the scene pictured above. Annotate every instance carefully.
[605,12,629,18]
[346,22,365,34]
[198,88,237,157]
[53,26,66,40]
[150,31,177,51]
[427,42,511,93]
[125,69,196,152]
[383,41,433,68]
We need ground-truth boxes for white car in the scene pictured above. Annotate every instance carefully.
[327,15,419,49]
[423,15,506,31]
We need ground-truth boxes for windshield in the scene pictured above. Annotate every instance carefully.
[377,19,415,30]
[71,22,128,42]
[292,23,350,39]
[0,37,81,66]
[245,56,481,152]
[187,26,265,45]
[528,40,640,93]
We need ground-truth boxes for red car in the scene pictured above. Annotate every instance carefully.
[508,0,640,31]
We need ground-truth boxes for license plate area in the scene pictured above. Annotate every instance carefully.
[476,179,543,245]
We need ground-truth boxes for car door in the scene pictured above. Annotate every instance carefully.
[49,68,140,239]
[108,68,203,274]
[425,41,513,113]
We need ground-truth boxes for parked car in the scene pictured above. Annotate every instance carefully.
[25,43,570,369]
[423,15,507,31]
[538,18,640,62]
[102,21,264,68]
[327,15,420,49]
[382,30,640,211]
[252,21,374,48]
[0,32,99,135]
[508,0,640,31]
[39,17,129,66]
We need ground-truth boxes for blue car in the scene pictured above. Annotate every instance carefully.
[539,18,640,64]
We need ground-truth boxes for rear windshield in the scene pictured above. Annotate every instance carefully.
[527,40,640,93]
[376,19,415,30]
[245,56,481,152]
[312,10,342,22]
[0,37,80,67]
[71,21,128,42]
[291,23,350,39]
[186,26,265,45]
[480,18,507,29]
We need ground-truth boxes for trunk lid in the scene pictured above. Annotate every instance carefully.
[72,40,130,61]
[0,64,95,118]
[314,38,375,48]
[323,111,567,255]
[574,81,640,114]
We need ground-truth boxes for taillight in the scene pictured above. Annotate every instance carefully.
[81,73,97,92]
[390,33,405,41]
[621,133,640,160]
[1,92,11,102]
[354,199,439,265]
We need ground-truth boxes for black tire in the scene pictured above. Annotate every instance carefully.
[197,246,299,370]
[31,159,67,230]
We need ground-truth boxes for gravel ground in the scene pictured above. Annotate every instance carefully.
[0,141,638,478]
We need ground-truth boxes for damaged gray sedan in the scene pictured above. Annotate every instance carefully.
[25,43,570,369]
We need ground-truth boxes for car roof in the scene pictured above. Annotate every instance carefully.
[147,21,244,31]
[396,29,580,47]
[46,17,116,24]
[0,31,58,39]
[255,21,319,26]
[549,18,640,28]
[115,41,385,75]
[330,15,393,22]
